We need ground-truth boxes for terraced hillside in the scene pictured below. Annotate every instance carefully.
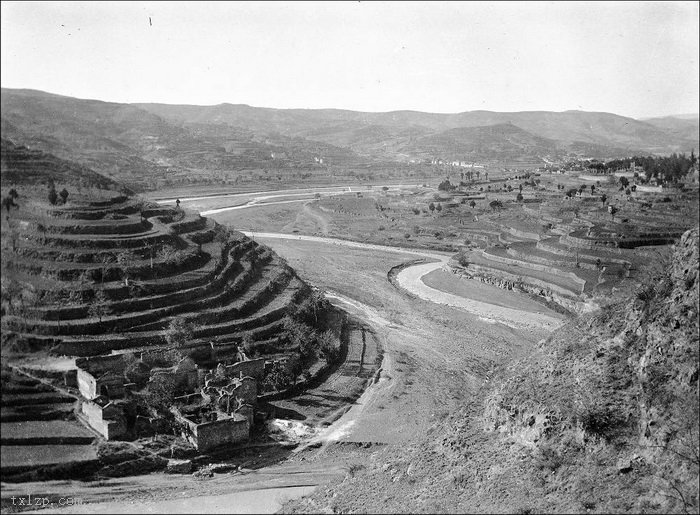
[445,181,697,312]
[0,140,315,365]
[0,365,101,481]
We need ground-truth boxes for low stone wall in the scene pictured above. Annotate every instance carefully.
[522,205,563,223]
[176,412,249,452]
[535,239,630,266]
[225,358,265,381]
[81,401,126,439]
[635,185,663,193]
[479,249,586,293]
[506,227,541,241]
[506,246,598,271]
[448,262,593,315]
[47,219,149,236]
[561,233,617,250]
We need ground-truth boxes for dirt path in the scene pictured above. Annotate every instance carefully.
[300,202,330,235]
[153,184,425,204]
[10,463,347,515]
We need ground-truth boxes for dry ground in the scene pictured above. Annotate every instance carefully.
[2,225,556,513]
[2,186,574,513]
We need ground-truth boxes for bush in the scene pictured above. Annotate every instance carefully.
[489,200,503,211]
[88,289,111,322]
[438,179,454,191]
[573,385,625,439]
[141,374,177,413]
[240,334,255,358]
[535,445,564,472]
[48,188,58,205]
[457,252,470,267]
[283,316,318,360]
[262,362,293,392]
[318,330,341,364]
[164,319,196,349]
[143,349,182,368]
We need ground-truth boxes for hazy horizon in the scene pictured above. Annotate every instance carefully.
[3,85,700,121]
[2,1,698,119]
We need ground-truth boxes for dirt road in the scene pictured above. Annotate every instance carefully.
[12,463,346,515]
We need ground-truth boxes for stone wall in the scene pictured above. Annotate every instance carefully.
[81,400,126,439]
[225,358,265,380]
[230,376,257,406]
[449,261,596,315]
[479,249,586,293]
[77,369,124,400]
[75,354,126,376]
[77,369,98,400]
[177,412,249,452]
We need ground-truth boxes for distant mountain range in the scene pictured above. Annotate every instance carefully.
[1,88,697,191]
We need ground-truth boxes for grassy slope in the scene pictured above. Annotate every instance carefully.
[285,228,699,514]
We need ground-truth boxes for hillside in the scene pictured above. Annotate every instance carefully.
[0,89,365,192]
[286,228,699,514]
[403,123,558,160]
[1,138,122,191]
[0,141,319,365]
[137,102,696,155]
[643,115,700,146]
[2,88,697,193]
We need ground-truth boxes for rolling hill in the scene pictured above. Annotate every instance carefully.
[137,102,696,154]
[642,115,700,145]
[2,88,697,192]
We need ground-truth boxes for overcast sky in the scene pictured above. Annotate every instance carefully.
[1,1,698,118]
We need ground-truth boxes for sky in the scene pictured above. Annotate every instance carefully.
[1,1,698,119]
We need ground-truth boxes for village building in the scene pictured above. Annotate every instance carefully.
[76,354,126,400]
[73,345,280,448]
[80,396,127,439]
[148,355,199,394]
[173,408,249,452]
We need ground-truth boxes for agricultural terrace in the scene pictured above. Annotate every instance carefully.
[203,165,697,313]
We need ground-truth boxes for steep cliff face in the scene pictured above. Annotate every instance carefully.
[632,227,698,510]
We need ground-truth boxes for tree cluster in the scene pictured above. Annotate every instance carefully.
[438,179,455,192]
[588,152,697,184]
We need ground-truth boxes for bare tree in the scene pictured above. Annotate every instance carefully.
[89,289,111,323]
[115,250,136,287]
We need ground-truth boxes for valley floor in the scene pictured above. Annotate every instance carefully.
[2,218,562,513]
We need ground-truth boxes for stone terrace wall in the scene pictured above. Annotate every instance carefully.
[225,358,265,380]
[177,413,249,452]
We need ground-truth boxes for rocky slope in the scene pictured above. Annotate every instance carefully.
[285,228,699,513]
